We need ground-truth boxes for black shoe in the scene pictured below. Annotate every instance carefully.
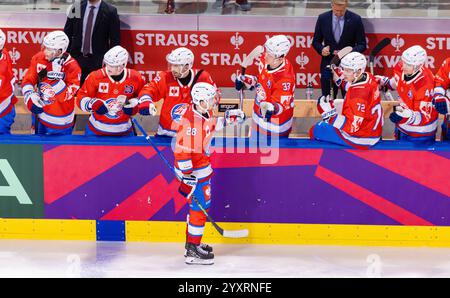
[185,243,214,265]
[236,0,251,11]
[165,0,175,14]
[213,0,228,9]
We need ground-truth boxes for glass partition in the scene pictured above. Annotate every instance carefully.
[0,0,448,18]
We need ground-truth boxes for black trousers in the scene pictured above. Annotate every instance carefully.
[75,54,103,87]
[320,67,347,99]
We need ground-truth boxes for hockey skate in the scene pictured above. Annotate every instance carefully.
[185,242,214,265]
[184,242,213,257]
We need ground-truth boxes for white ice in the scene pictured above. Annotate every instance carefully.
[0,240,449,278]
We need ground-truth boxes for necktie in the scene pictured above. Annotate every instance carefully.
[82,5,95,56]
[334,17,342,43]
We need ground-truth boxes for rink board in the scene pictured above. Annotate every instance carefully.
[0,135,449,246]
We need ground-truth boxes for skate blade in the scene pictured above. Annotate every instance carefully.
[185,257,214,265]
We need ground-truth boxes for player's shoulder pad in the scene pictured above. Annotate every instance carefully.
[413,68,434,90]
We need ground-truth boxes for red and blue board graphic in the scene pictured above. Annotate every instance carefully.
[43,138,450,226]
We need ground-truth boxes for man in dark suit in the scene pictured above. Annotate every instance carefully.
[312,0,366,98]
[64,0,121,85]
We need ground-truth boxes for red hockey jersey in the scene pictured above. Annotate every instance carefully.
[252,56,296,136]
[21,51,81,129]
[138,69,216,137]
[330,72,383,148]
[173,105,218,181]
[77,68,145,135]
[434,57,450,92]
[0,48,17,117]
[392,61,438,137]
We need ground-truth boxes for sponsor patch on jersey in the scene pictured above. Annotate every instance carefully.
[37,63,46,73]
[407,90,413,99]
[171,103,188,123]
[267,80,272,89]
[46,71,65,80]
[99,82,109,94]
[124,85,134,94]
[169,86,180,97]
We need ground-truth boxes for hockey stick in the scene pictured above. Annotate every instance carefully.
[237,45,264,136]
[369,38,394,101]
[328,46,352,99]
[132,118,249,238]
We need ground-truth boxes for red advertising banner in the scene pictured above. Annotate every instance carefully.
[3,28,449,89]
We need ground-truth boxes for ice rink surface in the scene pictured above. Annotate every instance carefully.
[0,240,450,278]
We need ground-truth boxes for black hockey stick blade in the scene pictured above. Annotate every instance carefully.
[330,46,353,66]
[370,38,391,62]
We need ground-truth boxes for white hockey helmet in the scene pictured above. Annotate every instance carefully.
[0,29,5,50]
[340,52,367,72]
[103,45,129,67]
[191,82,217,112]
[166,47,194,68]
[43,30,69,53]
[401,45,427,67]
[264,35,291,58]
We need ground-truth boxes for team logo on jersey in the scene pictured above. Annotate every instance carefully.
[124,85,134,94]
[420,101,433,121]
[407,90,413,99]
[104,97,125,119]
[267,80,272,89]
[38,83,56,104]
[171,103,188,123]
[99,83,109,93]
[169,86,180,97]
[295,52,310,69]
[230,32,244,50]
[351,116,364,133]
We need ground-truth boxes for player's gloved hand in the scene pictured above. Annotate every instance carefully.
[179,174,198,199]
[432,94,450,115]
[260,101,275,122]
[25,92,45,114]
[225,109,246,125]
[138,98,157,116]
[389,105,413,124]
[123,98,139,116]
[90,98,109,115]
[235,74,257,91]
[317,95,336,121]
[331,65,345,87]
[375,75,394,92]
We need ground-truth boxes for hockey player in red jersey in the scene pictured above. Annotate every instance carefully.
[138,47,216,137]
[77,46,145,136]
[378,45,437,143]
[21,30,81,135]
[174,82,245,265]
[432,57,450,141]
[0,29,18,134]
[310,52,383,149]
[235,35,296,137]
